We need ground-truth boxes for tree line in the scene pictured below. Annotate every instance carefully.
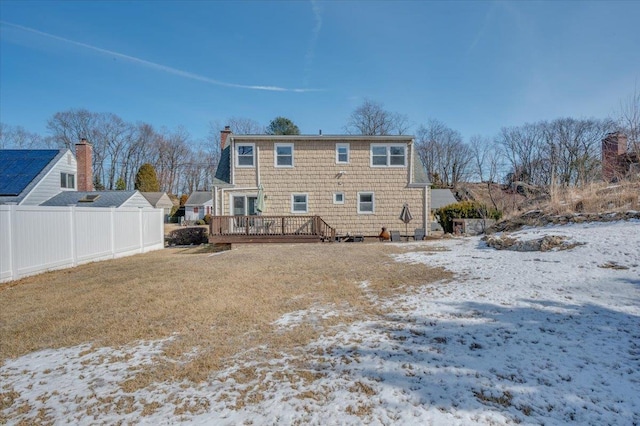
[1,91,638,195]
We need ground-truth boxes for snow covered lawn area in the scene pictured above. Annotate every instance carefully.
[2,220,639,425]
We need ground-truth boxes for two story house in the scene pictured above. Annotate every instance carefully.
[211,128,430,239]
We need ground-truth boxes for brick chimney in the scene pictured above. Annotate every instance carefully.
[220,125,232,152]
[75,138,94,191]
[602,132,628,182]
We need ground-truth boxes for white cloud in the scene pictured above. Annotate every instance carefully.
[0,20,322,93]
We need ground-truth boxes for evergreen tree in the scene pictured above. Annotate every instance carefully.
[266,116,300,135]
[115,177,126,190]
[134,163,160,192]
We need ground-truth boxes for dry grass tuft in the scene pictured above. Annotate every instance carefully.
[500,181,640,221]
[0,242,451,394]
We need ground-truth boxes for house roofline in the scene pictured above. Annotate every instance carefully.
[229,134,415,142]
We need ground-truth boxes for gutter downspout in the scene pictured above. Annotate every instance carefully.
[230,137,235,186]
[408,138,414,185]
[213,186,218,216]
[256,146,261,186]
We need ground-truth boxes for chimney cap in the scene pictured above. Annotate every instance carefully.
[223,125,231,132]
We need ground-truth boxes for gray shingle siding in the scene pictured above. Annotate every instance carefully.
[213,146,231,184]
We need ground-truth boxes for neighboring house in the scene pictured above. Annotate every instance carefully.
[1,139,157,210]
[602,132,640,182]
[211,129,431,237]
[41,191,152,208]
[429,189,458,231]
[0,149,78,205]
[184,191,213,221]
[141,192,176,219]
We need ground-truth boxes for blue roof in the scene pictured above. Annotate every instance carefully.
[0,150,61,196]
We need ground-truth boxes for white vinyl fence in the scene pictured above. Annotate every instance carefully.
[0,205,164,283]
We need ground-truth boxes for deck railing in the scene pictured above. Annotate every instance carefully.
[209,215,336,241]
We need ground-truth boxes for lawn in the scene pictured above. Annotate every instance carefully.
[1,220,639,425]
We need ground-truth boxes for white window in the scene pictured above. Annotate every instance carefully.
[336,143,350,164]
[60,172,75,189]
[358,192,374,214]
[236,144,255,167]
[333,192,344,204]
[275,143,294,167]
[291,193,308,213]
[370,144,406,167]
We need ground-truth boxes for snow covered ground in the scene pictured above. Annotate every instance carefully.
[2,219,639,425]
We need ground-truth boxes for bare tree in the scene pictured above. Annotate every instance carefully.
[152,127,191,194]
[415,119,472,187]
[498,118,614,188]
[616,87,640,156]
[0,123,45,149]
[46,109,98,150]
[119,123,158,190]
[344,99,409,135]
[543,117,614,187]
[469,135,492,182]
[213,117,265,135]
[497,122,546,185]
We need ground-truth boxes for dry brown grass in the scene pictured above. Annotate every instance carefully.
[0,242,451,390]
[499,180,640,221]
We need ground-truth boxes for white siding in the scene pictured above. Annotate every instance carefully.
[21,151,77,206]
[0,205,164,282]
[185,200,212,221]
[121,191,153,208]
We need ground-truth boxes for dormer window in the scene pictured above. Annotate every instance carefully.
[60,172,75,189]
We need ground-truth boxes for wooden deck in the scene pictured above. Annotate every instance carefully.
[209,215,336,244]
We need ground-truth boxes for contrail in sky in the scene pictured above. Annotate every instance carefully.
[0,21,321,93]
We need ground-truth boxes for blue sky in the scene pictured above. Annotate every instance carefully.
[1,1,639,143]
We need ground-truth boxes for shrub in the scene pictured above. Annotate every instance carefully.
[166,227,208,245]
[436,201,502,233]
[196,219,206,226]
[203,214,212,225]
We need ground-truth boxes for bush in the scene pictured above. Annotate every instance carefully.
[166,227,208,245]
[203,214,212,225]
[436,201,502,233]
[195,219,206,225]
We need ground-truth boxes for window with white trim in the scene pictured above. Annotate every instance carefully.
[232,195,258,216]
[60,172,75,189]
[275,143,294,167]
[236,143,255,167]
[357,192,374,214]
[291,193,308,213]
[333,192,344,204]
[370,143,406,167]
[336,143,350,164]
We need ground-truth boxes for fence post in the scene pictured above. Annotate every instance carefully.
[139,208,144,253]
[110,207,116,258]
[9,205,16,281]
[70,206,77,266]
